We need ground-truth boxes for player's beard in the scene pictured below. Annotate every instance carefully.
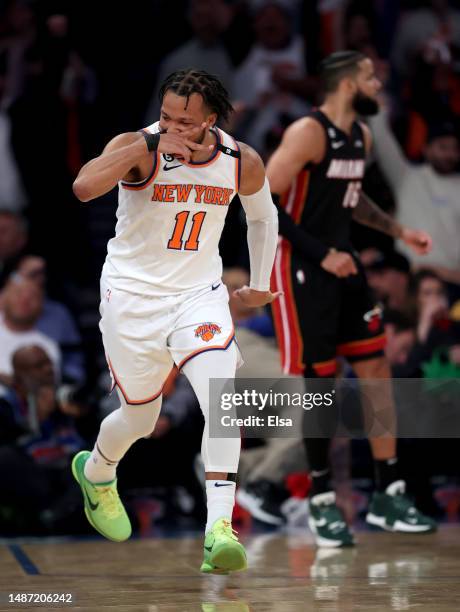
[352,91,379,116]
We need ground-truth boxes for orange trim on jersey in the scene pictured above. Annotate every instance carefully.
[337,333,387,357]
[177,328,235,370]
[107,357,165,405]
[121,151,159,191]
[312,358,337,377]
[271,240,305,375]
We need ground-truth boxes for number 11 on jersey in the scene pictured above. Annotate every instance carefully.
[168,211,207,251]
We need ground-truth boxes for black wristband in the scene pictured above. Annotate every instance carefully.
[141,131,160,152]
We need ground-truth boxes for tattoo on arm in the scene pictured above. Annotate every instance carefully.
[353,192,402,238]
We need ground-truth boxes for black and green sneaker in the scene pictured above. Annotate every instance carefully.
[308,492,355,548]
[366,480,437,533]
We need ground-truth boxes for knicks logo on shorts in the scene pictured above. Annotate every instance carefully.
[363,305,383,333]
[194,323,222,342]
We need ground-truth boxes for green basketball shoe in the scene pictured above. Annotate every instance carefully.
[71,450,131,542]
[200,518,247,574]
[308,492,355,548]
[366,480,437,533]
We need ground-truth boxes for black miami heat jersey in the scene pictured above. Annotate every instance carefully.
[272,110,386,376]
[281,109,366,251]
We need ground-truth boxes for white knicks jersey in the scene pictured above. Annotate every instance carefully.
[102,122,241,296]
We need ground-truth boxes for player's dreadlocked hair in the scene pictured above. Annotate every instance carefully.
[158,69,234,124]
[319,51,366,94]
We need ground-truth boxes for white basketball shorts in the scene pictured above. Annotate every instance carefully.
[99,277,239,405]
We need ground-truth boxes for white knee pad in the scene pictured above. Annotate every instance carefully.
[119,392,163,439]
[99,393,162,449]
[182,344,241,474]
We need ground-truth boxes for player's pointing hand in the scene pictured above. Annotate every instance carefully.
[233,286,283,307]
[157,133,213,162]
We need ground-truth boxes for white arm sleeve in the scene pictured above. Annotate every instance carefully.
[239,177,279,291]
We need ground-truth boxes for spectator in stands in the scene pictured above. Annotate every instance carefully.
[391,0,460,79]
[393,269,460,378]
[0,209,28,288]
[15,255,86,383]
[0,345,86,534]
[144,0,235,124]
[0,59,27,212]
[361,248,413,314]
[384,310,417,371]
[368,113,460,293]
[233,0,314,151]
[0,276,60,384]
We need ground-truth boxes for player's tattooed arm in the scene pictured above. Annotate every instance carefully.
[353,192,433,255]
[352,191,403,238]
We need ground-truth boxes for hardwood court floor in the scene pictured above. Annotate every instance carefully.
[1,525,460,611]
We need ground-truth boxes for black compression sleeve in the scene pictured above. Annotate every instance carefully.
[272,193,329,264]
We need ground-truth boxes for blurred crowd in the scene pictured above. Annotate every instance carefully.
[1,0,460,536]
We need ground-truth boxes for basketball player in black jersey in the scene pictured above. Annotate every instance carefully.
[267,51,437,546]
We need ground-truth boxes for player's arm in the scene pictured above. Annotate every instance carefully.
[356,124,432,256]
[73,125,211,202]
[234,143,280,307]
[267,118,357,277]
[353,191,432,255]
[266,119,332,264]
[267,117,324,196]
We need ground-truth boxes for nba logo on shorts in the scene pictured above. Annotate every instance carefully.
[194,323,222,342]
[363,306,382,333]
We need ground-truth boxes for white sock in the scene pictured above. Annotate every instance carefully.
[84,440,119,484]
[205,480,236,533]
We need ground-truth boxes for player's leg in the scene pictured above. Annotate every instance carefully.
[351,355,436,533]
[302,365,355,548]
[182,346,246,574]
[170,282,246,573]
[72,282,174,541]
[272,254,353,546]
[84,391,162,484]
[339,270,436,533]
[72,392,163,542]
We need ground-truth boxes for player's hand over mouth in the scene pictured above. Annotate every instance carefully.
[157,123,214,162]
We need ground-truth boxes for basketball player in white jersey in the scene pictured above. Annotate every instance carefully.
[71,69,279,574]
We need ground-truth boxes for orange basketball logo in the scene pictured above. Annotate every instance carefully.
[194,323,222,342]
